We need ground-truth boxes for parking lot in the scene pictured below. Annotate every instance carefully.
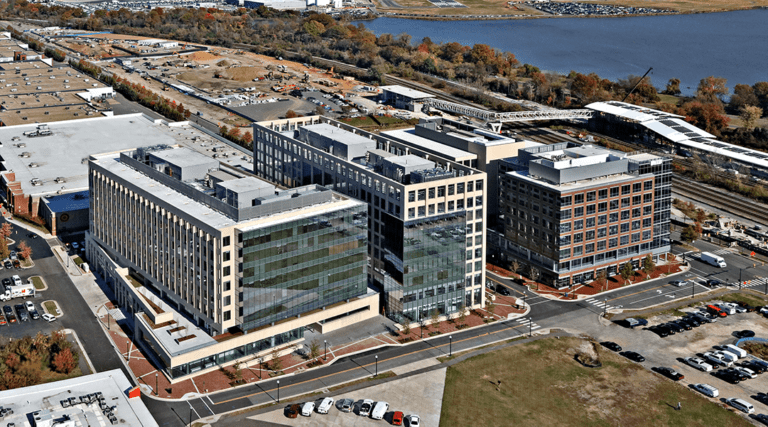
[601,304,768,422]
[252,367,444,426]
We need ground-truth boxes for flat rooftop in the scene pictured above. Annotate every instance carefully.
[382,128,476,162]
[304,123,374,148]
[0,369,158,427]
[0,104,104,126]
[0,114,240,199]
[381,85,435,100]
[509,168,638,192]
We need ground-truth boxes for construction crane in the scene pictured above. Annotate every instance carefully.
[621,67,653,102]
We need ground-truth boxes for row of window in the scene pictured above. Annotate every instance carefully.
[407,200,483,219]
[407,180,484,202]
[559,181,653,206]
[558,230,652,259]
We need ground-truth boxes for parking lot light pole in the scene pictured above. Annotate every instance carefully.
[276,380,280,403]
[324,340,327,361]
[449,335,452,357]
[155,373,158,396]
[375,355,378,377]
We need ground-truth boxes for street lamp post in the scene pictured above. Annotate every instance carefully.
[155,373,158,396]
[375,355,378,377]
[276,380,280,403]
[324,340,327,361]
[449,335,452,357]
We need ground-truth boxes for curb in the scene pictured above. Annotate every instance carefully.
[64,328,97,375]
[140,310,532,403]
[515,265,691,303]
[42,299,63,317]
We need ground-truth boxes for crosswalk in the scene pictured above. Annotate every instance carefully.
[514,317,540,331]
[584,297,616,312]
[739,277,768,289]
[685,248,734,259]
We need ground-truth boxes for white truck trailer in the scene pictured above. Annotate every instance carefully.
[700,252,727,268]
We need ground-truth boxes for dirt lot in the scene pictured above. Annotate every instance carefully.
[440,336,752,427]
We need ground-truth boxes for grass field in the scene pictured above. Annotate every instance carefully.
[440,336,752,427]
[43,301,59,315]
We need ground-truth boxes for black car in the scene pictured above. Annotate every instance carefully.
[3,261,11,270]
[682,317,701,327]
[655,366,684,381]
[1,278,10,287]
[724,368,750,381]
[651,325,670,337]
[601,341,622,352]
[713,369,742,384]
[27,233,37,239]
[736,302,757,312]
[755,413,768,426]
[666,322,684,333]
[14,304,28,322]
[3,305,16,323]
[622,351,645,362]
[707,279,724,287]
[497,286,511,296]
[743,360,766,374]
[675,320,692,331]
[736,330,756,338]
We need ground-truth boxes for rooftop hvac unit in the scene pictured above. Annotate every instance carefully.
[54,177,66,183]
[29,162,40,168]
[19,152,30,158]
[30,179,42,186]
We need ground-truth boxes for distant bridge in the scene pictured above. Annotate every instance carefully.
[424,99,594,131]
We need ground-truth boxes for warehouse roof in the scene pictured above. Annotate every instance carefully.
[381,85,435,100]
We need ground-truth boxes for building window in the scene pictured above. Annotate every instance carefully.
[457,183,465,194]
[585,230,595,241]
[574,207,584,217]
[633,182,642,193]
[597,227,607,238]
[224,281,231,291]
[644,180,653,191]
[467,181,474,192]
[586,205,596,215]
[620,223,630,233]
[632,208,642,218]
[597,240,606,251]
[632,195,642,205]
[560,196,572,207]
[574,220,584,231]
[586,217,595,228]
[632,220,641,230]
[573,246,583,256]
[448,184,455,195]
[223,266,231,276]
[559,248,571,259]
[598,189,608,199]
[610,200,619,210]
[632,232,641,243]
[418,189,426,201]
[408,191,415,202]
[223,251,231,262]
[223,236,231,247]
[224,296,231,306]
[621,185,631,195]
[609,213,618,223]
[598,215,607,225]
[429,188,435,199]
[448,201,455,211]
[621,197,630,208]
[621,210,630,220]
[574,193,584,204]
[609,225,618,235]
[609,238,618,248]
[476,180,483,190]
[610,187,619,197]
[223,311,231,321]
[620,235,629,245]
[573,233,583,243]
[585,243,595,254]
[644,193,653,203]
[598,202,607,213]
[408,208,416,219]
[438,186,446,197]
[560,223,571,233]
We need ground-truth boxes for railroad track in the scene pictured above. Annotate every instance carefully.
[672,176,768,224]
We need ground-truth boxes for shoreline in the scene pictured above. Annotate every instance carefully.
[371,4,767,21]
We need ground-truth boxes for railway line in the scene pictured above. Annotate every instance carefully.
[672,176,768,225]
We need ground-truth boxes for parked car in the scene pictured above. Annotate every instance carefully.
[691,383,719,398]
[713,369,742,384]
[623,318,648,328]
[42,313,56,322]
[338,398,354,413]
[650,325,670,337]
[404,414,420,427]
[742,360,766,374]
[622,351,645,362]
[14,304,28,322]
[286,404,300,418]
[684,357,713,372]
[392,411,404,426]
[359,399,373,417]
[665,322,684,333]
[726,398,754,414]
[3,305,16,323]
[670,280,688,287]
[1,277,10,287]
[735,330,755,338]
[756,414,768,425]
[674,320,692,331]
[300,402,314,417]
[735,366,757,379]
[703,351,732,367]
[736,302,757,312]
[497,286,511,296]
[693,313,717,323]
[371,401,389,420]
[0,313,6,326]
[706,279,724,287]
[2,261,10,270]
[723,367,749,381]
[601,342,622,352]
[316,397,334,414]
[655,367,684,381]
[682,317,700,327]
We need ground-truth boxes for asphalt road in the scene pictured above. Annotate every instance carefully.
[0,218,132,381]
[141,237,768,426]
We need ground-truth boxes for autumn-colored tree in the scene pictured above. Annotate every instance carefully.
[642,254,655,276]
[285,110,298,118]
[401,319,411,336]
[663,78,681,95]
[681,224,699,242]
[596,270,608,292]
[458,304,467,326]
[729,84,759,111]
[696,76,728,103]
[570,73,598,101]
[52,348,77,374]
[18,240,32,260]
[620,261,634,281]
[741,106,764,131]
[0,223,12,239]
[0,237,9,261]
[242,131,253,145]
[681,101,730,137]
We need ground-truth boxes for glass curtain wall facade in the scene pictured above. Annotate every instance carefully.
[239,205,368,330]
[382,210,467,323]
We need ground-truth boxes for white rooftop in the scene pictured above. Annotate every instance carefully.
[381,85,435,100]
[382,128,476,161]
[585,100,683,122]
[0,114,238,198]
[0,369,158,427]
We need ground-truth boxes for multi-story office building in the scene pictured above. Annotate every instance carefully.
[383,117,540,230]
[499,143,671,287]
[87,145,377,380]
[252,116,488,324]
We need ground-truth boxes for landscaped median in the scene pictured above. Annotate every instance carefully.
[42,300,62,317]
[29,276,47,291]
[440,336,752,427]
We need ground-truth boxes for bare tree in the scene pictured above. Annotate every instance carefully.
[430,309,440,330]
[741,105,763,131]
[596,270,608,292]
[308,339,321,361]
[528,266,540,289]
[509,260,521,278]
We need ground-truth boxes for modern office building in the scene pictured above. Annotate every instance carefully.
[380,85,435,112]
[498,143,671,287]
[252,116,488,324]
[87,145,377,381]
[384,117,541,229]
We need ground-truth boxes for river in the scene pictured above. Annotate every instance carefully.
[358,9,768,95]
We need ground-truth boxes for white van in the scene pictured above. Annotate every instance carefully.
[716,351,738,364]
[692,383,719,398]
[727,398,754,414]
[724,344,747,359]
[12,275,22,286]
[716,304,735,315]
[371,401,389,420]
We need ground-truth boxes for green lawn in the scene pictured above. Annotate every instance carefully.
[440,337,752,427]
[30,276,45,290]
[43,301,59,315]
